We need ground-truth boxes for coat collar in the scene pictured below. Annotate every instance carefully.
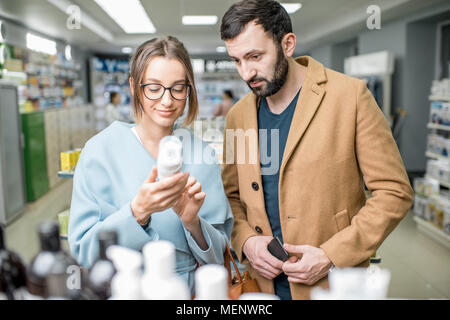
[280,56,327,176]
[243,55,327,177]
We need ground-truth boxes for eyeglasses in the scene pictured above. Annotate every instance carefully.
[140,83,191,101]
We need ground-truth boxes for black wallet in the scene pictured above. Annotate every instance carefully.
[267,236,289,262]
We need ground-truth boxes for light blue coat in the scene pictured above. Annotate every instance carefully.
[68,121,233,292]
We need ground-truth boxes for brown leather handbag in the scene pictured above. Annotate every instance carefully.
[224,244,261,300]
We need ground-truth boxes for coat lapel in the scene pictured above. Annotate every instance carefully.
[243,94,265,202]
[242,94,274,235]
[280,56,327,176]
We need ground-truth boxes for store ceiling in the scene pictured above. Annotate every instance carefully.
[0,0,449,55]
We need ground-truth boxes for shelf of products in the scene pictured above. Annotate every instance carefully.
[90,57,132,132]
[426,151,449,161]
[426,88,449,165]
[413,79,450,248]
[427,123,450,131]
[425,175,450,189]
[429,78,450,101]
[413,184,450,247]
[0,43,84,113]
[429,95,450,102]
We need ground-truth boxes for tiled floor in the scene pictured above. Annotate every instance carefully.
[4,181,450,299]
[5,179,73,263]
[376,210,450,299]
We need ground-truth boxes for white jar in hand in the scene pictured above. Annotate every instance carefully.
[157,135,182,180]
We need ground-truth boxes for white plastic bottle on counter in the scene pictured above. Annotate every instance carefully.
[157,136,183,180]
[106,245,142,300]
[141,240,190,300]
[239,292,280,300]
[195,264,229,300]
[310,267,391,300]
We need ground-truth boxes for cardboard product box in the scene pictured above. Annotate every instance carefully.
[424,179,440,198]
[442,102,450,126]
[429,101,442,124]
[435,201,445,230]
[413,196,427,219]
[60,150,76,172]
[425,198,437,223]
[413,178,426,197]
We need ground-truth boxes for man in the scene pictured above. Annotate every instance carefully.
[220,0,413,300]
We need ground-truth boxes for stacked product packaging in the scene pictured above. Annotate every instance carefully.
[417,78,450,235]
[427,134,450,158]
[413,177,450,235]
[60,149,82,172]
[430,78,450,99]
[429,101,450,127]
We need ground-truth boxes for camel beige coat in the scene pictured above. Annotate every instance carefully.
[222,56,414,300]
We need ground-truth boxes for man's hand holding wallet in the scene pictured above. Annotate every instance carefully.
[242,236,284,280]
[243,235,334,285]
[267,236,290,262]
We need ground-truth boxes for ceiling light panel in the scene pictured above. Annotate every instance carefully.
[94,0,156,33]
[182,15,218,25]
[281,3,302,14]
[26,33,57,55]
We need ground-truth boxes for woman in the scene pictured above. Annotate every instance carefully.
[68,37,233,293]
[213,90,234,117]
[105,92,123,125]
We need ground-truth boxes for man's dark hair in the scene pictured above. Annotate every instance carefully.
[220,0,292,44]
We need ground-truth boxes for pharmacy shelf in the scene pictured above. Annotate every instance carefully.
[426,151,449,162]
[58,171,74,178]
[425,175,450,189]
[413,216,450,249]
[429,95,450,102]
[427,123,450,131]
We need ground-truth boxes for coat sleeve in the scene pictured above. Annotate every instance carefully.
[222,110,259,264]
[68,150,159,268]
[182,145,234,266]
[320,79,414,267]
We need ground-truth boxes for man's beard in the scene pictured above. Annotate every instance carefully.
[246,44,289,98]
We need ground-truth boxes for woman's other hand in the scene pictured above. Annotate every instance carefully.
[173,176,206,228]
[131,166,189,226]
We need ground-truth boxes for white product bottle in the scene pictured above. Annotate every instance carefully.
[311,267,391,300]
[239,292,280,300]
[157,136,183,180]
[141,240,190,300]
[106,245,142,300]
[195,264,229,300]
